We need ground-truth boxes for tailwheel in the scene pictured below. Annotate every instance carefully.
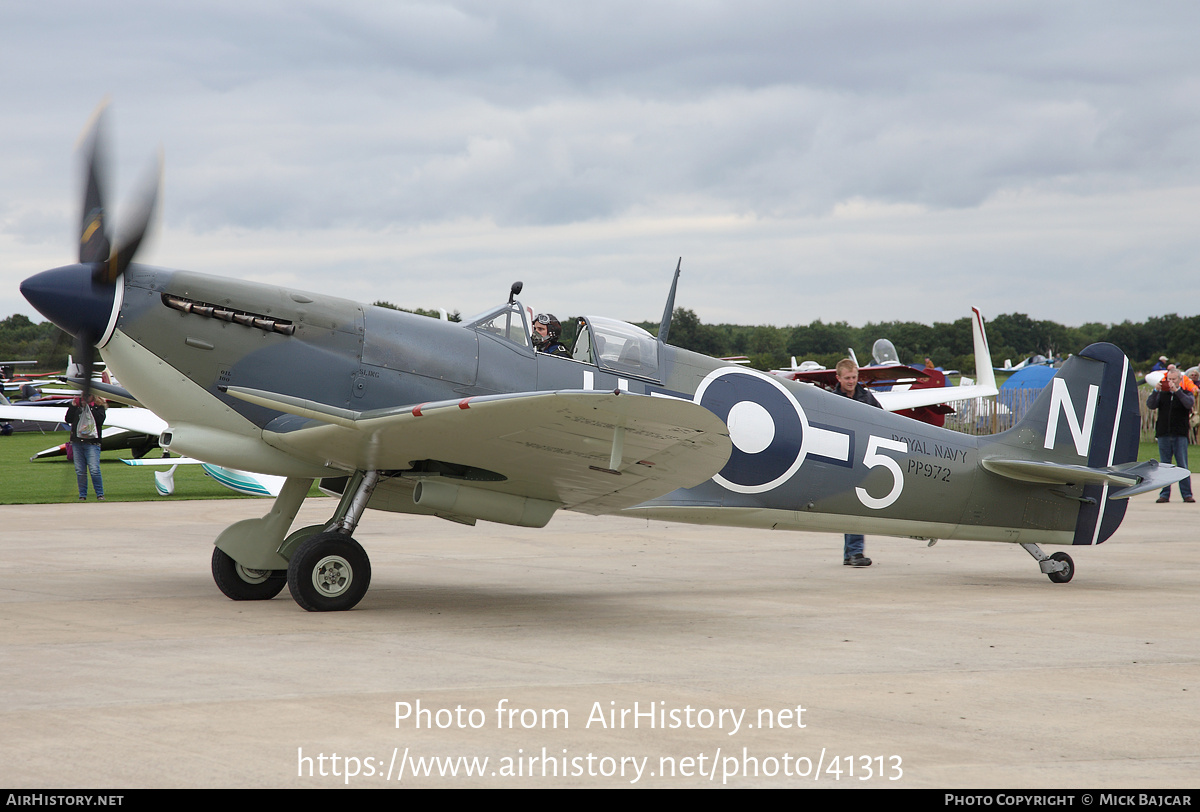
[211,548,287,600]
[1021,543,1076,584]
[1047,551,1074,584]
[287,532,371,612]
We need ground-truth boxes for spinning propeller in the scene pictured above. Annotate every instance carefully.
[22,102,161,402]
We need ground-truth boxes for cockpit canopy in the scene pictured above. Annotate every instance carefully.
[466,302,661,381]
[872,338,900,366]
[574,315,659,379]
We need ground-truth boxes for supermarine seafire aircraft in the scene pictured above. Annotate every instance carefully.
[19,110,1188,611]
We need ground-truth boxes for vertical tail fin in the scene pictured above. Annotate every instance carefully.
[1032,343,1137,470]
[970,307,996,393]
[991,343,1140,544]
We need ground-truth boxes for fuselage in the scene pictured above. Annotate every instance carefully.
[40,263,1083,546]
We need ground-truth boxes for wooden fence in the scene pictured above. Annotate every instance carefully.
[941,387,1161,442]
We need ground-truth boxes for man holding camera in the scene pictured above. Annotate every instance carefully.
[1147,368,1194,503]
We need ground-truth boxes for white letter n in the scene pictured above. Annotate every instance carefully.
[1043,378,1099,457]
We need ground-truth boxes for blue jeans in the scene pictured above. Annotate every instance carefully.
[72,442,103,499]
[844,534,865,559]
[1157,435,1192,499]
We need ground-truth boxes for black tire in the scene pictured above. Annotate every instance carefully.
[287,533,371,612]
[1047,551,1074,584]
[211,548,287,600]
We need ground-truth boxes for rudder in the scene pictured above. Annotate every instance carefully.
[1070,343,1138,544]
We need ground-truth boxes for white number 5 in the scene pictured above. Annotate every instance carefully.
[856,436,907,509]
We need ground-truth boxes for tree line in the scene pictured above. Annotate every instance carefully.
[634,309,1200,374]
[3,309,1197,376]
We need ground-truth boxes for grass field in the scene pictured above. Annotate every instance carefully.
[0,429,305,504]
[2,427,1194,505]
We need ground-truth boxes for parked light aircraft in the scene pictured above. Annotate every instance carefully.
[17,109,1188,611]
[1,361,43,393]
[770,316,999,427]
[0,398,163,448]
[0,399,288,496]
[122,457,286,497]
[1000,354,1056,372]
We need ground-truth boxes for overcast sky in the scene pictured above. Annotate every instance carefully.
[2,1,1198,332]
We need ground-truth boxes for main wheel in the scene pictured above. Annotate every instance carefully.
[287,533,371,612]
[211,548,287,600]
[1047,551,1074,584]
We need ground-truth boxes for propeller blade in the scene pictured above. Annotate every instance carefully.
[98,148,161,284]
[78,107,112,265]
[73,334,97,404]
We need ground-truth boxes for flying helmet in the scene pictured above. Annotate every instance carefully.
[533,313,562,348]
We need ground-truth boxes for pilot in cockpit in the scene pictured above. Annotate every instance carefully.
[532,313,570,357]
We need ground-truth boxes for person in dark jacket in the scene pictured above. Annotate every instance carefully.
[1147,368,1194,503]
[65,394,106,501]
[831,358,881,565]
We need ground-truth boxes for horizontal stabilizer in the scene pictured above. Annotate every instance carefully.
[200,463,286,497]
[1106,460,1193,499]
[982,457,1189,500]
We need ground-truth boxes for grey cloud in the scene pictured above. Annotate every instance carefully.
[3,1,1200,326]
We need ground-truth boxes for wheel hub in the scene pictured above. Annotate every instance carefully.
[236,564,273,585]
[312,556,353,597]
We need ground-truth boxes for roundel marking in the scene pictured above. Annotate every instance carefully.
[694,368,809,493]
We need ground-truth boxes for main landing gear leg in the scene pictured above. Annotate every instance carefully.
[212,476,314,601]
[286,470,380,612]
[1020,543,1074,584]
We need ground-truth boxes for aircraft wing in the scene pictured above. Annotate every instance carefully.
[100,407,167,436]
[778,364,936,389]
[228,387,732,515]
[0,404,69,423]
[874,382,999,412]
[772,374,998,415]
[0,404,166,435]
